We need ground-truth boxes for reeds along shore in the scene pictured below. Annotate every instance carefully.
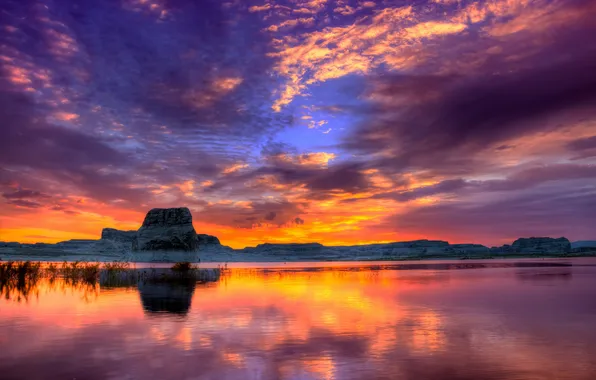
[0,261,226,300]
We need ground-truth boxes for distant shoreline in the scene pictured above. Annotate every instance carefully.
[2,234,595,263]
[1,250,595,264]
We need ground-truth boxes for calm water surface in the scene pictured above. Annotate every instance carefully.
[1,259,596,380]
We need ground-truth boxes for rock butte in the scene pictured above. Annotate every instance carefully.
[133,207,198,252]
[1,207,595,262]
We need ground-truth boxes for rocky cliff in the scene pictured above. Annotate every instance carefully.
[132,207,198,251]
[197,234,221,246]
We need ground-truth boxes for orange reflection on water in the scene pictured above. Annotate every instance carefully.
[2,263,596,379]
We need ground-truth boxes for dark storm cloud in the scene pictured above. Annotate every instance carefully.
[2,189,51,200]
[481,164,596,192]
[204,140,372,198]
[264,211,277,221]
[263,162,369,193]
[260,141,298,158]
[345,164,596,204]
[567,136,596,159]
[6,199,43,208]
[383,180,596,243]
[191,199,305,228]
[207,159,371,199]
[0,88,150,204]
[2,103,159,208]
[342,44,596,175]
[0,91,128,172]
[568,136,596,151]
[373,179,470,202]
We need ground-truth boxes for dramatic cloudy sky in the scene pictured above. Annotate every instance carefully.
[1,0,595,247]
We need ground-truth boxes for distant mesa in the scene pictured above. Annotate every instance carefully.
[101,228,136,243]
[571,241,596,252]
[0,242,21,248]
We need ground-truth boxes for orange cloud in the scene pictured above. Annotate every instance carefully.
[334,5,356,15]
[266,0,581,111]
[249,4,272,12]
[268,5,472,110]
[486,1,596,37]
[266,17,315,32]
[53,112,80,121]
[293,7,315,14]
[222,162,249,174]
[176,180,195,196]
[272,152,337,167]
[44,29,79,59]
[302,0,328,11]
[212,76,243,92]
[181,75,243,109]
[454,0,532,24]
[404,21,467,40]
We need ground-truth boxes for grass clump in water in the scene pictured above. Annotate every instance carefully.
[103,261,131,272]
[0,261,43,301]
[61,261,101,284]
[171,262,194,271]
[46,262,59,278]
[1,260,223,295]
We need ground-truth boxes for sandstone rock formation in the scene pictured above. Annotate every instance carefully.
[101,228,137,243]
[197,234,221,246]
[511,237,571,254]
[132,207,198,251]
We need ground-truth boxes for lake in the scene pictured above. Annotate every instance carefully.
[1,259,596,379]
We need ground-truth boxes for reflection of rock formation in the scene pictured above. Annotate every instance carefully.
[138,277,196,316]
[134,268,221,315]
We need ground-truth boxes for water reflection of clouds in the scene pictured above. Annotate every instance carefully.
[1,266,596,379]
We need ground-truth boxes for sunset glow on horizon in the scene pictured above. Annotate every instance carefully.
[1,0,595,248]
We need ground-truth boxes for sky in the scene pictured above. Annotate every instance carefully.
[0,0,595,248]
